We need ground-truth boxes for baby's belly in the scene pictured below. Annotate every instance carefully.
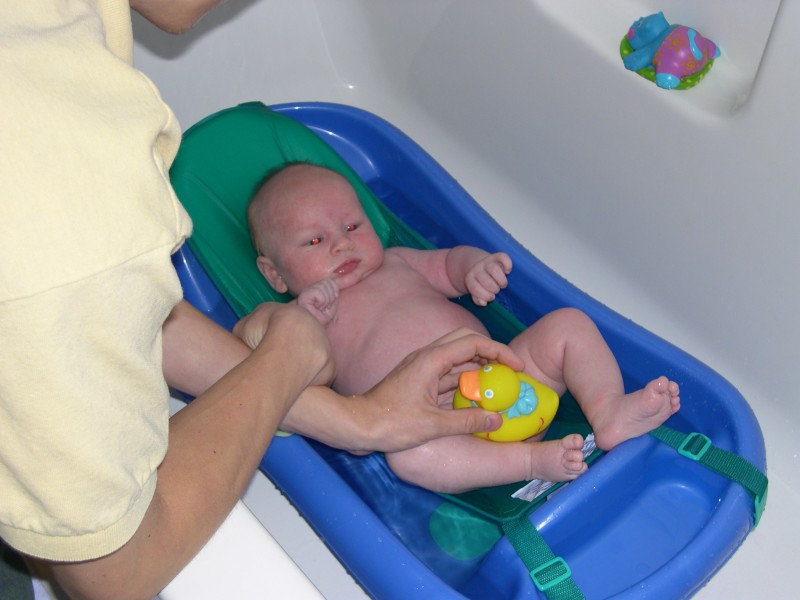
[329,297,488,396]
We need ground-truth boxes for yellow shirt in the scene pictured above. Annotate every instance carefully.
[0,0,192,560]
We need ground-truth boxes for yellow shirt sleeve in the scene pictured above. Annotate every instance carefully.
[0,0,192,561]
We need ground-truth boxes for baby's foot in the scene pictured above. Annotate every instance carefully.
[528,433,588,482]
[594,376,680,451]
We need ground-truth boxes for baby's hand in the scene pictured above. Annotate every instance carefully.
[297,278,339,325]
[465,252,512,306]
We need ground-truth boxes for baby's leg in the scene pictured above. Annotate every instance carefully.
[386,434,587,494]
[509,308,680,451]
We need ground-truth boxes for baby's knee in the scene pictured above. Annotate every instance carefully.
[547,307,597,333]
[385,446,430,485]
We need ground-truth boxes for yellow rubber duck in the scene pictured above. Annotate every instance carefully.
[453,363,559,442]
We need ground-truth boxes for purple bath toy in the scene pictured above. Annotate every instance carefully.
[622,12,720,90]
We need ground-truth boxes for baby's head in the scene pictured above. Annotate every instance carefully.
[248,163,384,296]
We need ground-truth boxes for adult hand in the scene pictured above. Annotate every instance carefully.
[235,302,306,349]
[353,328,525,453]
[235,302,336,388]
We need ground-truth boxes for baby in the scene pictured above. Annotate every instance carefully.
[245,162,680,493]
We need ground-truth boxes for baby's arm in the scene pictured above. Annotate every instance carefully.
[389,245,512,306]
[297,278,339,326]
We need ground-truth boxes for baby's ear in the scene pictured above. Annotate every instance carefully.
[256,256,289,294]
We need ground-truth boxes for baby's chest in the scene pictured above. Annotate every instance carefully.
[326,269,486,393]
[329,270,437,349]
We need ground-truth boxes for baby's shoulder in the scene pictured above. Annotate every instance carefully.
[385,245,423,257]
[384,245,438,264]
[382,246,415,266]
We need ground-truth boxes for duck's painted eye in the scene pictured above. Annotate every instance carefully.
[483,365,493,373]
[484,388,494,399]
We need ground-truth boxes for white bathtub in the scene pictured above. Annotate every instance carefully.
[134,1,798,598]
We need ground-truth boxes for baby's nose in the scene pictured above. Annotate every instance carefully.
[332,234,354,252]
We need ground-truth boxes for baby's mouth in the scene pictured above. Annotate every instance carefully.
[334,258,360,276]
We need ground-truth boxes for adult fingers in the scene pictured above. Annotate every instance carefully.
[428,404,502,437]
[419,329,525,374]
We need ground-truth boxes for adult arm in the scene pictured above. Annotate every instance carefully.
[130,0,225,34]
[47,301,334,600]
[236,306,520,453]
[48,305,515,597]
[281,328,523,453]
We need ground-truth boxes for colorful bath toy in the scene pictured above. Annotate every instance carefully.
[621,12,720,90]
[453,364,559,442]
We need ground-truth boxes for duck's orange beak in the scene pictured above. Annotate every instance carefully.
[458,369,482,402]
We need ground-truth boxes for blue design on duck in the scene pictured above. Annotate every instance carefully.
[505,381,538,419]
[623,12,720,89]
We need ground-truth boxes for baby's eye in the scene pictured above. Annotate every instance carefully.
[307,237,323,246]
[345,223,359,232]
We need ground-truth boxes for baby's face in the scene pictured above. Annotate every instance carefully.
[258,166,384,295]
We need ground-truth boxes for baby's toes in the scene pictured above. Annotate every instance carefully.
[562,433,585,451]
[563,449,587,474]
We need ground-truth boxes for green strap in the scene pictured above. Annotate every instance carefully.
[650,425,768,526]
[502,516,585,599]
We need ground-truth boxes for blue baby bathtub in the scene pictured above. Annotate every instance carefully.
[170,102,766,599]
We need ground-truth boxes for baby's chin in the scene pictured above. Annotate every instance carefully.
[332,268,375,291]
[331,273,360,291]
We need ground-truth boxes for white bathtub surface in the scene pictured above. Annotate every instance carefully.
[159,500,323,600]
[136,1,799,597]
